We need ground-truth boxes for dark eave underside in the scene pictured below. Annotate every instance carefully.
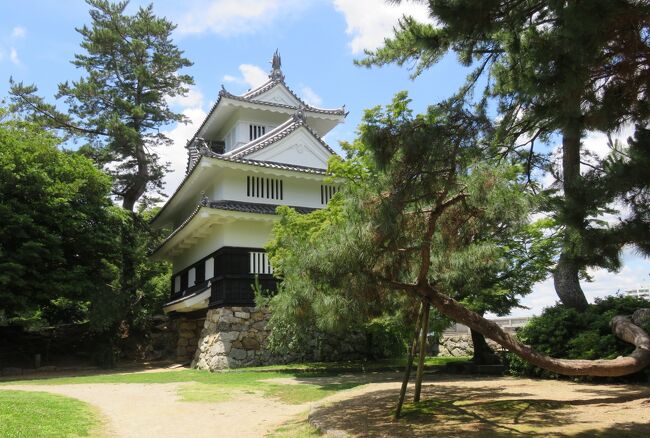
[153,201,318,255]
[208,200,317,215]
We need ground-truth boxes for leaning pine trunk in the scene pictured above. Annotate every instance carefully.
[422,285,650,377]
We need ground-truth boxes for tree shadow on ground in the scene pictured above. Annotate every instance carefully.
[308,380,650,437]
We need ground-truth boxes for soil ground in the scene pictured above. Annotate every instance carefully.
[302,374,650,437]
[2,371,650,437]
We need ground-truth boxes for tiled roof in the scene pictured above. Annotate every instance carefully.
[208,200,317,215]
[186,85,346,170]
[152,200,317,255]
[220,89,346,116]
[201,153,327,175]
[149,154,327,228]
[224,115,336,159]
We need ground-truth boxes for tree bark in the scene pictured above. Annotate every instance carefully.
[553,254,588,311]
[121,142,149,212]
[554,99,589,311]
[419,285,650,377]
[470,328,500,365]
[414,302,430,402]
[395,303,424,420]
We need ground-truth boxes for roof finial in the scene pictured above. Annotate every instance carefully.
[270,49,284,82]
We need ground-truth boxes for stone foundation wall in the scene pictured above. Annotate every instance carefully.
[192,306,272,370]
[174,317,205,363]
[191,306,368,371]
[437,334,501,357]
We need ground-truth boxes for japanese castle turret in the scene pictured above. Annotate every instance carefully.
[150,53,348,366]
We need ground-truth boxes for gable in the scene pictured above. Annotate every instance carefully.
[246,128,332,169]
[254,84,302,107]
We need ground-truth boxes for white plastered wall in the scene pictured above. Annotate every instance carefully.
[255,85,301,107]
[171,218,274,274]
[247,128,330,169]
[209,167,328,209]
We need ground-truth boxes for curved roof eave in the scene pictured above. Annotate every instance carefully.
[187,83,346,151]
[149,153,328,229]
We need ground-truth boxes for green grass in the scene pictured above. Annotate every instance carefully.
[399,397,570,435]
[263,382,359,404]
[177,383,234,403]
[2,357,470,387]
[267,414,322,438]
[253,356,471,372]
[0,390,100,437]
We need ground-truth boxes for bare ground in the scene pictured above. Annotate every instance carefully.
[2,372,650,437]
[301,374,650,437]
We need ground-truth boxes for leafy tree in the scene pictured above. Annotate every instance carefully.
[360,0,650,311]
[8,1,188,339]
[0,109,119,326]
[10,0,193,211]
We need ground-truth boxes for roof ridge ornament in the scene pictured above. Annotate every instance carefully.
[269,49,285,82]
[292,106,306,123]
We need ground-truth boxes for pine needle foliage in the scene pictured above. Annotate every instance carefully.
[266,93,553,353]
[359,0,650,310]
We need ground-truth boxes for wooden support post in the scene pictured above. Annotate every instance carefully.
[394,302,425,420]
[414,301,430,403]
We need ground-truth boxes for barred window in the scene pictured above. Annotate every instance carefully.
[320,185,339,204]
[249,124,266,141]
[247,176,283,200]
[250,251,273,274]
[205,257,214,280]
[188,267,196,287]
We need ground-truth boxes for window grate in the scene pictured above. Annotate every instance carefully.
[320,185,339,204]
[249,124,266,141]
[247,176,283,200]
[249,251,273,274]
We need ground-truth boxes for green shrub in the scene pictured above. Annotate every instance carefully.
[364,315,409,359]
[507,294,650,381]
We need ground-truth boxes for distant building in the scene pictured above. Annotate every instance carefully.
[625,287,649,299]
[442,316,532,335]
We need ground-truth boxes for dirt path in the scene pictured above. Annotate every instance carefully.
[0,383,307,438]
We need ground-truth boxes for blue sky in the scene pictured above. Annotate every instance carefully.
[1,0,647,315]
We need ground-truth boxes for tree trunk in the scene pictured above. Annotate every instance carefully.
[470,328,500,365]
[553,254,588,311]
[121,141,149,212]
[395,303,424,420]
[414,302,430,402]
[554,102,589,311]
[420,285,650,377]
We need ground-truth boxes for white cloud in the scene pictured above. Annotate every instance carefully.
[239,64,268,88]
[333,0,432,54]
[160,107,207,196]
[300,85,323,107]
[9,47,19,65]
[223,64,268,90]
[11,26,26,39]
[167,85,204,109]
[178,0,306,35]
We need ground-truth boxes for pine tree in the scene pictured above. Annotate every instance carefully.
[10,0,193,211]
[359,0,650,311]
[269,93,649,385]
